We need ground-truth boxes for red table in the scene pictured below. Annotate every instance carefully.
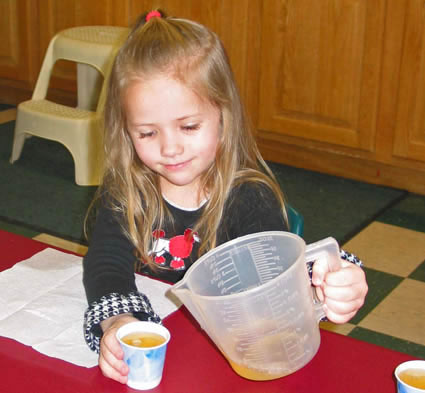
[0,229,417,392]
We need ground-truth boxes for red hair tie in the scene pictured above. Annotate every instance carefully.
[146,10,161,22]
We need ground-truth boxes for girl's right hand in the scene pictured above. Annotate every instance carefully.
[99,313,139,383]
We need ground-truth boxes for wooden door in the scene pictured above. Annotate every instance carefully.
[0,0,40,102]
[392,0,425,164]
[258,0,386,153]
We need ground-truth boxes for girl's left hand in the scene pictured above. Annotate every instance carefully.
[311,258,368,324]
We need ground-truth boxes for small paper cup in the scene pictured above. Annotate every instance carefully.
[395,360,425,393]
[116,321,170,390]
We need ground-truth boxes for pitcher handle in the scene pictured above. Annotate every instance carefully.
[304,237,341,322]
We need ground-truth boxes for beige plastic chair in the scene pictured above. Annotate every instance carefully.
[10,26,128,185]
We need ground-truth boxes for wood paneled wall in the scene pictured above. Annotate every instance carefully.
[2,0,425,195]
[0,0,40,102]
[256,0,425,195]
[0,0,261,120]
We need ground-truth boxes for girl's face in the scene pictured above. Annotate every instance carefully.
[124,75,221,208]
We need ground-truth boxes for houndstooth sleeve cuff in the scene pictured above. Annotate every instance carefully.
[84,291,162,353]
[339,249,363,267]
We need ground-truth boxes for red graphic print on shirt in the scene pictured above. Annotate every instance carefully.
[150,228,200,270]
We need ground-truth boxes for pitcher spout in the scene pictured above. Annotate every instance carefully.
[169,280,206,330]
[167,286,189,306]
[168,277,190,304]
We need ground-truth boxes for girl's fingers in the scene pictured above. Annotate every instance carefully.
[99,352,128,384]
[324,305,357,324]
[311,257,329,286]
[99,329,129,383]
[102,328,125,360]
[323,281,367,303]
[324,296,364,316]
[325,261,366,287]
[315,284,364,324]
[320,263,368,324]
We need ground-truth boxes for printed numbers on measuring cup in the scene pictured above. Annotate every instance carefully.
[209,266,228,286]
[210,274,221,285]
[257,235,273,242]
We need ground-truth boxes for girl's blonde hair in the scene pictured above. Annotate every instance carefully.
[97,10,287,268]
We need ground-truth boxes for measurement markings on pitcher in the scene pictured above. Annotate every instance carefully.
[248,242,284,283]
[284,338,306,363]
[212,255,242,294]
[221,306,243,324]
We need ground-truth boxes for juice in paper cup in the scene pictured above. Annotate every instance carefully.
[395,360,425,393]
[117,321,170,390]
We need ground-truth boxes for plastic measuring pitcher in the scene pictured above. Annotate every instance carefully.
[169,231,341,381]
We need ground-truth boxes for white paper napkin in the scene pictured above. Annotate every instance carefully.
[0,248,180,367]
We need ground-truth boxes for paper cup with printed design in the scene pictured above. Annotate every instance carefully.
[395,360,425,393]
[116,321,170,390]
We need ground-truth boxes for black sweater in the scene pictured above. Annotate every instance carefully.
[82,183,289,352]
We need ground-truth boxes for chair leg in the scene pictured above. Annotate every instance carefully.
[77,63,103,111]
[10,132,27,164]
[73,148,102,186]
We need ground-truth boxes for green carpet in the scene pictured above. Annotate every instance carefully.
[377,193,425,233]
[268,162,406,244]
[0,121,97,243]
[0,119,406,244]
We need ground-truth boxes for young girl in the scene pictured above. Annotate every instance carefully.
[83,10,368,384]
